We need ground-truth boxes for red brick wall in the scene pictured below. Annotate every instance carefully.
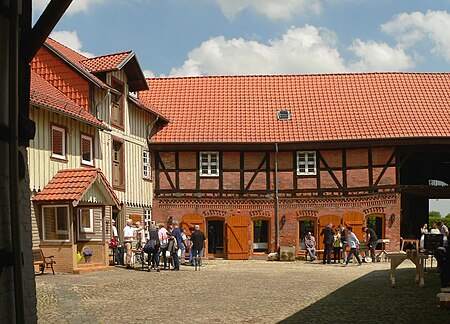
[152,194,401,257]
[31,47,90,111]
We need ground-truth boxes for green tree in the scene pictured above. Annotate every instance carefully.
[429,211,442,218]
[445,213,450,218]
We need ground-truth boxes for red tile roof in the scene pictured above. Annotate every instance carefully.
[30,70,108,129]
[81,51,133,72]
[140,73,450,144]
[33,168,120,208]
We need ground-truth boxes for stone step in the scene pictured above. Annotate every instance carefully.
[73,265,115,274]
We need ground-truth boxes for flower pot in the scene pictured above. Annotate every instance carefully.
[84,255,92,263]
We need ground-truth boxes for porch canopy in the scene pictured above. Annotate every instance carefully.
[33,168,120,208]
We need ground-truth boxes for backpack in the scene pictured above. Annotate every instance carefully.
[143,239,155,254]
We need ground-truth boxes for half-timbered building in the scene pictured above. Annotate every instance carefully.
[139,74,450,259]
[28,38,167,272]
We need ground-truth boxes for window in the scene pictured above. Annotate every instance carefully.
[277,110,291,120]
[51,125,66,160]
[81,134,94,166]
[199,152,219,177]
[297,151,316,175]
[144,208,152,229]
[42,205,70,242]
[79,208,94,233]
[112,139,125,189]
[143,150,151,179]
[111,78,124,128]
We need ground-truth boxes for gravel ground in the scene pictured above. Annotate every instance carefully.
[36,259,448,323]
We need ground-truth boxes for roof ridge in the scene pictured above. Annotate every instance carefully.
[46,37,88,61]
[146,71,450,81]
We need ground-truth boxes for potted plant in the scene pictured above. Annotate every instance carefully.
[82,248,93,263]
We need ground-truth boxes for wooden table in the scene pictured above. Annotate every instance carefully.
[387,252,428,287]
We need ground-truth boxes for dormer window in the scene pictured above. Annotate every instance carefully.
[277,110,291,120]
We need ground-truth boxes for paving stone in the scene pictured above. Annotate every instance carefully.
[36,260,448,323]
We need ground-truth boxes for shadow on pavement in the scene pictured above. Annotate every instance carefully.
[280,267,448,323]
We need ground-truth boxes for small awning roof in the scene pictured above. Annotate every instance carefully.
[33,168,121,209]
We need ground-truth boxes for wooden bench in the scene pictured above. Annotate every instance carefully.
[33,249,55,275]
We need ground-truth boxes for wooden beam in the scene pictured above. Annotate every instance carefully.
[317,151,343,189]
[240,152,244,196]
[374,149,396,187]
[156,154,176,190]
[245,154,268,191]
[219,151,223,197]
[342,149,347,195]
[368,147,373,191]
[21,0,73,63]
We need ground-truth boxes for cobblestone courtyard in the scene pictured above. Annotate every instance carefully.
[36,260,448,323]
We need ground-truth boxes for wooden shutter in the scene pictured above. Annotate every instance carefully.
[112,140,124,188]
[226,215,249,260]
[181,214,204,236]
[342,211,365,241]
[317,214,341,250]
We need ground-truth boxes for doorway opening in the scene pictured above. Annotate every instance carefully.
[207,219,224,257]
[298,218,316,250]
[253,220,269,253]
[366,214,384,249]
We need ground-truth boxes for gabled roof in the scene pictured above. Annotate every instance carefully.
[30,70,108,130]
[140,73,450,145]
[44,38,111,90]
[33,168,121,209]
[81,51,148,91]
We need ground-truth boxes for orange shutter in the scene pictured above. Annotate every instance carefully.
[226,215,249,260]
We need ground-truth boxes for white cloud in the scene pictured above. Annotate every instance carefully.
[143,69,155,78]
[170,25,414,76]
[381,10,450,62]
[49,30,95,58]
[33,0,106,15]
[212,0,322,21]
[348,40,414,72]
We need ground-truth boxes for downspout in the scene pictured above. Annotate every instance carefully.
[94,89,110,121]
[146,116,159,144]
[9,1,25,322]
[274,143,280,251]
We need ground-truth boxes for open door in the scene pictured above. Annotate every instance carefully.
[317,214,341,250]
[343,211,365,241]
[226,214,249,260]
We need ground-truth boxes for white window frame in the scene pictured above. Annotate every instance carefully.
[51,125,66,160]
[81,134,94,166]
[297,151,317,176]
[79,208,94,233]
[144,208,152,228]
[42,205,70,242]
[199,152,219,177]
[143,150,151,179]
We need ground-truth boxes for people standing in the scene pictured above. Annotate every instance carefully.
[123,219,143,269]
[171,221,182,271]
[191,224,206,267]
[362,226,378,263]
[304,231,317,261]
[420,223,429,249]
[344,226,362,266]
[146,223,160,272]
[158,223,169,269]
[438,221,449,246]
[320,223,334,265]
[340,224,348,264]
[333,228,342,264]
[180,228,189,265]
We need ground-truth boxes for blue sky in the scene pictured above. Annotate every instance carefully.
[33,0,450,77]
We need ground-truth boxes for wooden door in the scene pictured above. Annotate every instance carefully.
[343,211,365,241]
[317,215,341,250]
[181,214,204,236]
[226,215,249,260]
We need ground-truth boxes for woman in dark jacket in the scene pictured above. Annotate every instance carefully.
[145,224,160,272]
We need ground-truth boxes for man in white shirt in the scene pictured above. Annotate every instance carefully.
[123,219,143,269]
